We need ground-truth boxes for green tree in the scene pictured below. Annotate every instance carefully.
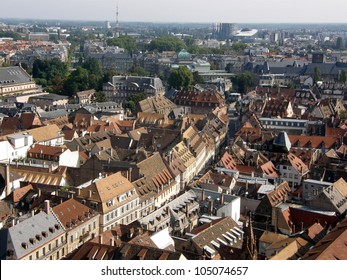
[125,100,135,112]
[168,66,193,90]
[314,67,321,83]
[107,35,137,54]
[93,92,107,102]
[129,66,149,77]
[32,58,68,87]
[340,69,347,83]
[231,42,247,53]
[232,72,254,94]
[82,57,103,76]
[63,66,90,96]
[148,36,186,52]
[192,71,204,85]
[225,63,234,73]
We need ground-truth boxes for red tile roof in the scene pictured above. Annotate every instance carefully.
[289,135,340,149]
[12,184,33,203]
[27,144,67,157]
[302,218,347,260]
[219,151,237,170]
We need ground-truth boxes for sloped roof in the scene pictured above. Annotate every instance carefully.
[267,181,291,207]
[52,198,98,232]
[12,184,33,204]
[260,161,279,178]
[268,237,311,260]
[302,217,347,260]
[219,151,237,170]
[79,172,136,204]
[26,124,62,143]
[191,217,243,257]
[289,135,339,149]
[287,153,309,175]
[4,211,65,259]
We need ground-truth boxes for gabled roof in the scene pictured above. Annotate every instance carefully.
[259,231,287,244]
[27,144,67,157]
[136,152,174,191]
[78,172,136,204]
[219,151,237,170]
[268,237,311,260]
[1,210,65,259]
[289,135,339,149]
[52,198,98,232]
[190,217,243,257]
[26,124,62,143]
[260,161,279,178]
[287,153,309,175]
[302,218,347,260]
[267,181,291,207]
[12,184,33,204]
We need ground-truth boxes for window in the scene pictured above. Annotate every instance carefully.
[93,221,96,229]
[70,235,73,243]
[36,251,39,259]
[42,247,46,255]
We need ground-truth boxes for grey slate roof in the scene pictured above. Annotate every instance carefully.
[1,211,65,259]
[0,66,32,85]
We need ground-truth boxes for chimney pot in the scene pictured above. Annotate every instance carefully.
[44,200,50,215]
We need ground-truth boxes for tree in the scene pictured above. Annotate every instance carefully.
[32,58,68,87]
[107,35,137,54]
[82,57,103,77]
[232,72,254,94]
[168,66,193,90]
[192,71,204,85]
[340,69,347,83]
[231,42,247,53]
[93,92,107,102]
[314,67,321,84]
[129,66,149,77]
[225,63,234,73]
[63,67,90,96]
[148,36,186,52]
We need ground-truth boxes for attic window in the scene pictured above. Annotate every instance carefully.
[41,231,48,238]
[54,224,60,230]
[29,238,36,245]
[21,242,28,249]
[36,234,42,241]
[49,227,55,233]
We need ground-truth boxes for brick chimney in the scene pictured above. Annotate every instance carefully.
[201,190,205,201]
[44,200,50,215]
[208,199,213,215]
[220,193,225,205]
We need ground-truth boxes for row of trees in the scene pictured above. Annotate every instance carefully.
[32,57,115,98]
[105,35,247,55]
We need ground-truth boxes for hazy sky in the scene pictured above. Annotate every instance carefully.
[1,0,347,23]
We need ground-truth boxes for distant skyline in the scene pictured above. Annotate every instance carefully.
[1,0,347,23]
